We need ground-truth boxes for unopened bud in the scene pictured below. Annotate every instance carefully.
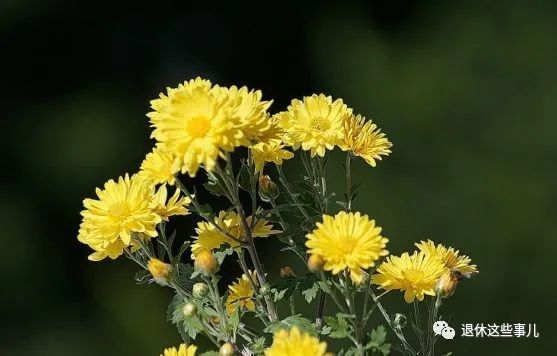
[192,282,209,299]
[307,254,325,273]
[280,266,297,277]
[147,258,172,286]
[182,303,197,317]
[219,342,235,356]
[194,250,218,276]
[393,313,407,329]
[209,315,220,325]
[259,284,271,296]
[436,270,462,298]
[258,175,279,202]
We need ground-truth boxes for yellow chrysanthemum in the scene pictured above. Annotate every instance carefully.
[152,185,191,221]
[306,211,389,283]
[213,85,273,142]
[78,174,161,261]
[251,139,294,172]
[225,272,256,314]
[138,147,179,186]
[341,114,392,167]
[191,211,280,257]
[415,239,478,276]
[371,251,447,303]
[148,78,243,177]
[161,343,197,356]
[279,94,352,157]
[264,327,329,356]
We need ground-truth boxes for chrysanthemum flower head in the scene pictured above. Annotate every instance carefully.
[279,94,352,157]
[341,114,392,167]
[191,211,280,257]
[415,239,478,276]
[138,147,179,186]
[226,271,257,314]
[161,343,197,356]
[371,251,447,303]
[213,85,273,142]
[78,174,161,261]
[152,185,191,221]
[264,327,329,356]
[306,211,389,283]
[148,78,242,177]
[251,139,294,172]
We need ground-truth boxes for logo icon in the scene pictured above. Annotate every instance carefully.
[433,320,455,340]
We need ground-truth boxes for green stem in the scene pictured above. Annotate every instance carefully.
[345,154,353,211]
[371,291,417,355]
[275,165,311,220]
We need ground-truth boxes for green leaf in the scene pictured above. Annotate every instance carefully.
[365,325,391,355]
[174,263,195,290]
[324,314,352,339]
[249,337,267,354]
[167,293,185,323]
[204,177,227,197]
[301,282,320,303]
[135,270,151,284]
[199,352,219,356]
[214,247,234,264]
[264,315,317,336]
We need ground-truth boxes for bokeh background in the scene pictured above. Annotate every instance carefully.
[2,0,556,355]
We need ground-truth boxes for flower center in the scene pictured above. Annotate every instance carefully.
[402,268,424,284]
[187,116,211,138]
[310,116,331,131]
[109,202,130,221]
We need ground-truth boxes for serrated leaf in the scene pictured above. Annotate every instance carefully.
[325,314,352,339]
[301,282,320,303]
[365,325,391,355]
[264,315,317,336]
[174,263,195,290]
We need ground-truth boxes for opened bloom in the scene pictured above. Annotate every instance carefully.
[213,85,273,142]
[251,139,294,172]
[78,174,161,261]
[278,94,351,157]
[372,251,447,303]
[138,147,178,185]
[191,211,280,257]
[341,114,392,167]
[415,239,478,276]
[225,272,256,314]
[152,185,191,221]
[265,327,329,356]
[306,211,389,283]
[148,77,237,176]
[161,344,197,356]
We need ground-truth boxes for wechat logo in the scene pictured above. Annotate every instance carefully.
[433,320,455,340]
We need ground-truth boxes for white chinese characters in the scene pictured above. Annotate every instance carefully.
[461,323,539,338]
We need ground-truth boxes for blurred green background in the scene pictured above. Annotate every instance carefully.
[2,1,556,355]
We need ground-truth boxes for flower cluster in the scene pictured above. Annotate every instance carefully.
[77,77,477,355]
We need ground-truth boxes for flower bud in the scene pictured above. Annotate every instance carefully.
[192,282,209,299]
[393,313,407,329]
[307,254,325,273]
[259,284,271,296]
[194,250,218,276]
[209,315,220,325]
[147,258,172,286]
[258,175,279,202]
[182,302,197,317]
[436,270,462,298]
[280,266,297,277]
[219,342,235,356]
